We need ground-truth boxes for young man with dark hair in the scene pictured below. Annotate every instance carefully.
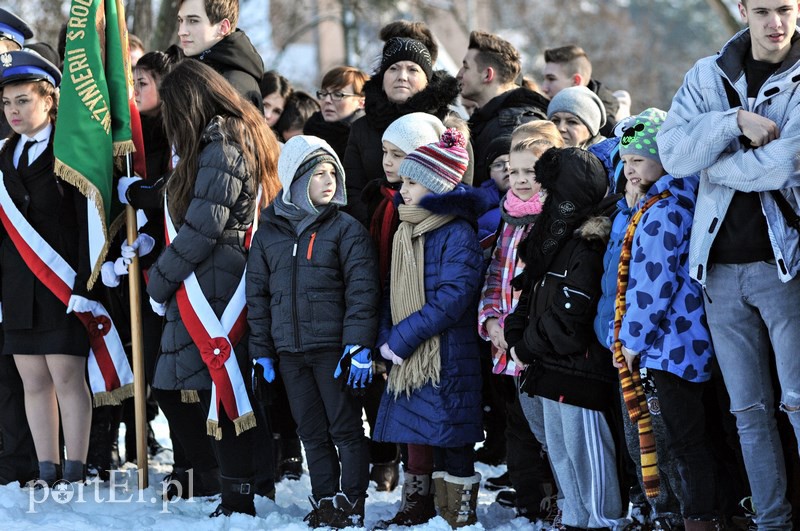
[541,44,618,137]
[177,0,263,110]
[658,1,800,528]
[457,30,548,186]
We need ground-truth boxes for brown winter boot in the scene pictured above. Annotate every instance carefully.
[432,471,449,519]
[443,472,481,528]
[374,473,436,528]
[683,516,724,530]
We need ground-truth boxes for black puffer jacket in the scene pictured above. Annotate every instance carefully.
[468,87,548,186]
[148,118,258,390]
[247,135,379,357]
[198,29,264,111]
[246,204,379,358]
[504,216,616,411]
[343,71,460,226]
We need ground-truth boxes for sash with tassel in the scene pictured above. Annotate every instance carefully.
[612,189,671,499]
[0,175,134,406]
[163,193,259,439]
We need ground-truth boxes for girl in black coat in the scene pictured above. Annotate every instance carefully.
[146,60,281,517]
[0,52,92,485]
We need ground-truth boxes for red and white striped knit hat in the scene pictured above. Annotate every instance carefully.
[398,128,469,195]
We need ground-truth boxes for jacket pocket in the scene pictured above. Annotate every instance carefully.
[308,290,344,338]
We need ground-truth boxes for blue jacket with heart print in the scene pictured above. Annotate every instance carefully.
[618,174,714,382]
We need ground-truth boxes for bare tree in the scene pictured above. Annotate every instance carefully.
[152,0,179,51]
[131,0,154,47]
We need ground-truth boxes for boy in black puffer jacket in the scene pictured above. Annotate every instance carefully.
[246,135,380,528]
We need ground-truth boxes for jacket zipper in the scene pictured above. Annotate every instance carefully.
[292,239,302,351]
[307,232,317,261]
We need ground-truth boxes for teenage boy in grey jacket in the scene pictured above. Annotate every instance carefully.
[657,1,800,529]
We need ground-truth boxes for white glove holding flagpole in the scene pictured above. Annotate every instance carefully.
[117,176,142,205]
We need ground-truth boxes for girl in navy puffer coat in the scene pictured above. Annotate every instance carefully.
[374,130,483,528]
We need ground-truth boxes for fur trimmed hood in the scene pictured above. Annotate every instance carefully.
[417,183,493,226]
[575,215,612,244]
[362,70,460,132]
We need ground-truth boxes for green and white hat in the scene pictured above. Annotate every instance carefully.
[619,107,666,161]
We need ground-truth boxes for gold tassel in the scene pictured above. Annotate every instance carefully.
[92,391,120,407]
[113,140,136,157]
[110,383,134,403]
[181,389,200,403]
[233,412,257,436]
[206,420,222,440]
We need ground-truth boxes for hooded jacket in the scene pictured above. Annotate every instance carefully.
[246,136,380,358]
[617,174,714,383]
[657,29,800,285]
[468,87,548,186]
[148,117,258,390]
[504,148,615,411]
[594,194,632,347]
[342,71,460,226]
[373,185,484,447]
[198,29,264,110]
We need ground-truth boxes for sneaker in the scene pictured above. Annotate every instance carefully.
[495,489,516,508]
[485,471,512,491]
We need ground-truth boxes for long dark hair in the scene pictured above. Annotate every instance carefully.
[159,60,281,220]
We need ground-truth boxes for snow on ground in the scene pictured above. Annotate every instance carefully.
[0,411,540,530]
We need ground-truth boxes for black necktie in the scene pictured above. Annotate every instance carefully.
[17,139,38,172]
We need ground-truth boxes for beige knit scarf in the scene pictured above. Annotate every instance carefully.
[388,204,455,398]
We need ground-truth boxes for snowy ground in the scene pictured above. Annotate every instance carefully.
[0,412,541,530]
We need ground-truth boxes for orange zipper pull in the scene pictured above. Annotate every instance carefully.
[307,232,317,260]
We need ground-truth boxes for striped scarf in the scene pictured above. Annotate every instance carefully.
[612,190,670,499]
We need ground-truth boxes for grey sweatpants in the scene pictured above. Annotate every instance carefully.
[542,398,628,529]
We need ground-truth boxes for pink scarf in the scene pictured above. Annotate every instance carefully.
[504,190,544,218]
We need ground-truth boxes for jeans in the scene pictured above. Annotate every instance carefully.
[279,350,369,500]
[705,261,800,530]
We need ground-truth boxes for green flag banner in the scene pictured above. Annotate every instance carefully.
[55,0,134,289]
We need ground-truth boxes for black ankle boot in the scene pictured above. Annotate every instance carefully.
[331,493,365,528]
[36,461,60,487]
[304,495,336,527]
[210,475,255,517]
[63,460,86,483]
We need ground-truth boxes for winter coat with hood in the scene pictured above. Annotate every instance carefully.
[504,147,617,412]
[148,117,258,391]
[468,87,548,187]
[343,71,460,226]
[594,194,633,348]
[657,29,800,286]
[373,185,484,448]
[197,29,264,111]
[246,136,380,359]
[616,174,714,383]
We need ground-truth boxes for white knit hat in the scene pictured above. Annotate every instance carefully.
[382,112,446,155]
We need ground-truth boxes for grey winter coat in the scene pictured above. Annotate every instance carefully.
[148,119,258,390]
[657,29,800,285]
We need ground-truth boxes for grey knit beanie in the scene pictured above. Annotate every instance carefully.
[398,128,469,195]
[382,113,446,155]
[547,86,607,137]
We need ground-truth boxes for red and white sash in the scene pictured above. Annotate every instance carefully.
[163,193,259,439]
[0,175,133,406]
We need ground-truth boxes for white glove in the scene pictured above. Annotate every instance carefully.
[149,297,166,316]
[117,176,142,205]
[101,261,121,288]
[113,257,130,276]
[66,295,99,314]
[121,233,155,259]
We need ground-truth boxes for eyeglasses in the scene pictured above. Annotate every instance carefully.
[489,160,510,171]
[316,90,359,101]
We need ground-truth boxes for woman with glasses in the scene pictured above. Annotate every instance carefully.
[304,66,368,161]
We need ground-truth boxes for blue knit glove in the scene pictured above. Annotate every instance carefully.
[334,344,373,392]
